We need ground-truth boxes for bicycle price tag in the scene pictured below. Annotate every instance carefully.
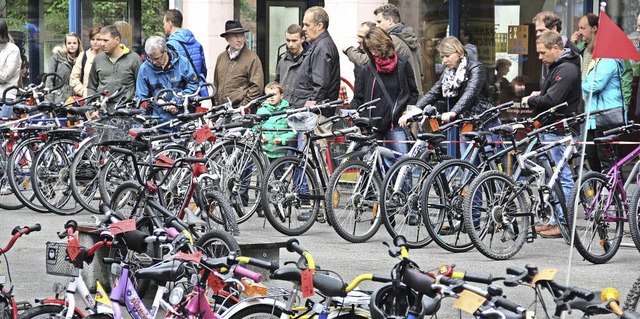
[453,290,486,314]
[157,154,175,166]
[172,251,202,264]
[301,268,314,298]
[195,106,208,113]
[530,268,557,287]
[109,219,137,235]
[194,125,214,144]
[428,118,439,131]
[67,235,82,261]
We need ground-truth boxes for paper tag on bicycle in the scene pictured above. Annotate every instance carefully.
[67,236,82,261]
[172,251,202,264]
[195,106,208,113]
[429,119,439,131]
[530,268,556,287]
[301,269,314,298]
[452,290,486,314]
[461,123,473,133]
[194,126,214,144]
[156,154,174,166]
[109,219,137,235]
[207,272,226,292]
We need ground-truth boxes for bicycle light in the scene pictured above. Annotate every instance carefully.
[53,282,65,294]
[110,263,123,276]
[0,275,5,285]
[168,286,184,306]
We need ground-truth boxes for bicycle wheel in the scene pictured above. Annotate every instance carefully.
[225,304,284,319]
[462,170,529,260]
[98,151,137,206]
[540,157,571,244]
[195,230,241,258]
[379,157,433,248]
[566,171,624,264]
[325,160,382,243]
[629,184,640,255]
[207,141,266,224]
[261,156,320,236]
[17,304,82,319]
[69,137,102,214]
[422,159,478,253]
[7,137,47,213]
[31,139,84,215]
[0,146,24,210]
[623,275,640,312]
[194,183,240,235]
[110,181,145,219]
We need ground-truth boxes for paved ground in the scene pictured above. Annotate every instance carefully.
[1,207,639,317]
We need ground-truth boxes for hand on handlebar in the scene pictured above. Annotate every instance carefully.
[441,111,457,123]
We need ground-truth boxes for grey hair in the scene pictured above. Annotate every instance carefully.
[144,36,167,56]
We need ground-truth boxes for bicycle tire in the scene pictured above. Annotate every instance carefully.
[0,299,9,319]
[462,170,529,260]
[629,184,640,255]
[261,156,320,236]
[78,314,112,319]
[31,138,84,215]
[325,160,382,243]
[207,141,266,224]
[195,186,240,235]
[69,137,101,214]
[195,229,241,258]
[225,303,284,319]
[7,137,47,213]
[109,181,145,219]
[98,151,137,207]
[422,159,478,253]
[623,275,640,312]
[17,304,82,319]
[0,147,24,210]
[566,171,624,264]
[379,157,433,248]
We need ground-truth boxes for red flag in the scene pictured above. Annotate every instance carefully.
[592,9,640,60]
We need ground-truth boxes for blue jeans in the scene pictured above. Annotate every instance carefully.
[377,126,408,168]
[540,133,573,225]
[0,105,13,118]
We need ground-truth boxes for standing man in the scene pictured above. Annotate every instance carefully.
[573,13,599,78]
[164,9,208,98]
[342,21,376,83]
[87,25,141,115]
[214,20,264,109]
[136,36,199,127]
[521,30,583,238]
[374,4,424,94]
[275,24,306,101]
[532,11,578,86]
[290,6,341,154]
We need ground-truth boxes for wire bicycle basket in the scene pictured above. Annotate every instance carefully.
[287,112,318,133]
[45,242,81,277]
[87,117,137,145]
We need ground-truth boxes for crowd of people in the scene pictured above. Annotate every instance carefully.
[0,6,639,235]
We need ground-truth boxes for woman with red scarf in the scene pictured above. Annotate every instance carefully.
[349,26,419,158]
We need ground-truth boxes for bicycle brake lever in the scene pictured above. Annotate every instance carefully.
[383,241,402,258]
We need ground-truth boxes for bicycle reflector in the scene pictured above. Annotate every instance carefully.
[169,286,184,305]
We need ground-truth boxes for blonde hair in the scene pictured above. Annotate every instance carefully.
[437,36,465,57]
[265,81,283,94]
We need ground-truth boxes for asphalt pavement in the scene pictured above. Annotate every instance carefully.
[1,207,638,318]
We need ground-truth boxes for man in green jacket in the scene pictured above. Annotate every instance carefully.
[87,25,141,116]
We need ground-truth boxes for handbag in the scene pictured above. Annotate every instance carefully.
[594,60,626,128]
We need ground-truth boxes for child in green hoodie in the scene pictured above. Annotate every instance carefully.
[256,82,297,159]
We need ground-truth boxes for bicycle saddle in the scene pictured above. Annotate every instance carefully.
[271,267,347,297]
[12,104,39,114]
[136,260,191,282]
[461,131,491,143]
[354,117,382,131]
[417,133,447,143]
[592,136,616,144]
[346,133,376,143]
[66,106,95,115]
[128,127,158,139]
[490,124,524,137]
[113,108,144,116]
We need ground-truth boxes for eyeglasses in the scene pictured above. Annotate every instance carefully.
[149,50,166,63]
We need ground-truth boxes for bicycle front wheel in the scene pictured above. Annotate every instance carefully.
[0,146,24,210]
[261,156,320,236]
[629,183,640,255]
[195,229,241,258]
[225,303,284,319]
[69,137,102,214]
[325,160,382,243]
[623,276,640,312]
[7,137,47,212]
[567,171,624,264]
[379,158,433,248]
[462,170,529,260]
[110,181,145,219]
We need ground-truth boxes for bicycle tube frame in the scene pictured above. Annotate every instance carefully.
[111,267,168,319]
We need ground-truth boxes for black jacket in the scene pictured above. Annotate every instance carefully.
[290,31,341,117]
[415,59,492,119]
[275,42,308,101]
[349,54,418,133]
[528,48,583,126]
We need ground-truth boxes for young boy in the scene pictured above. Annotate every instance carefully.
[257,82,297,159]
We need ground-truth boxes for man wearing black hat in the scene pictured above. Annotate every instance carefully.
[214,20,264,107]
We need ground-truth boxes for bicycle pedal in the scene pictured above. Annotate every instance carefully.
[525,232,536,243]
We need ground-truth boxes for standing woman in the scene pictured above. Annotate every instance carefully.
[70,26,102,98]
[47,32,83,104]
[349,26,418,157]
[0,18,22,117]
[401,36,494,155]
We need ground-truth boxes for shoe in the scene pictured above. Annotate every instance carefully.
[539,225,562,238]
[534,224,554,232]
[407,213,419,226]
[297,212,313,222]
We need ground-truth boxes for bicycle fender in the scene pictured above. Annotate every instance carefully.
[41,298,86,317]
[333,149,368,161]
[270,146,301,156]
[76,135,99,151]
[221,298,287,318]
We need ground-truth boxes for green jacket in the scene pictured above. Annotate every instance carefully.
[87,44,141,113]
[256,99,297,158]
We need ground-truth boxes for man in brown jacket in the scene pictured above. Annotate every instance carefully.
[214,20,264,108]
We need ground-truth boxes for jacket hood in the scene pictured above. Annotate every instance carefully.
[169,29,197,45]
[389,24,419,51]
[551,48,581,69]
[260,99,290,113]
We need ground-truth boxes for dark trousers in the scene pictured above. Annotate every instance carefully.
[585,128,616,173]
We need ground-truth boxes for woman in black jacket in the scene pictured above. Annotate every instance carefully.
[349,26,419,157]
[400,36,495,155]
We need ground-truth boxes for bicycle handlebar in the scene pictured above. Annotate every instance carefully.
[603,122,640,137]
[0,224,42,254]
[285,238,315,271]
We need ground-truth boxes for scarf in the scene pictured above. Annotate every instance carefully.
[442,56,468,98]
[373,53,398,74]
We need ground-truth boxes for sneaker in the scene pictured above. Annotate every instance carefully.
[297,212,313,222]
[539,225,562,238]
[407,212,419,226]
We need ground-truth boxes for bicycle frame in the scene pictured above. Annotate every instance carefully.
[111,267,172,319]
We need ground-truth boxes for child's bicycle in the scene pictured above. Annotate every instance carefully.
[0,224,42,319]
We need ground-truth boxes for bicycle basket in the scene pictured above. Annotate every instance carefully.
[87,117,136,145]
[287,112,318,133]
[45,242,81,277]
